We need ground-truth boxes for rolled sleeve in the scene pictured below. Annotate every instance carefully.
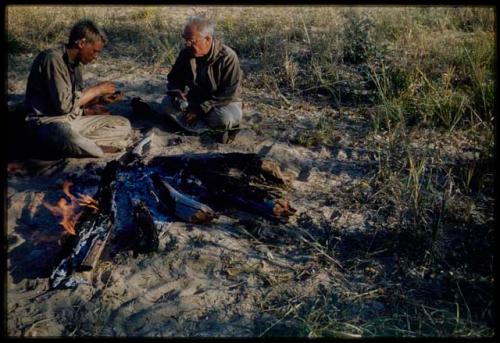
[68,90,84,119]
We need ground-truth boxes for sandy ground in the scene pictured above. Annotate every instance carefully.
[6,54,382,337]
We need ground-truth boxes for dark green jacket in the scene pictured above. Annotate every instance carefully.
[24,44,84,120]
[167,39,242,114]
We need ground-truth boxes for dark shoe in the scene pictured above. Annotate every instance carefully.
[219,131,230,144]
[131,98,154,119]
[216,127,241,144]
[226,127,241,144]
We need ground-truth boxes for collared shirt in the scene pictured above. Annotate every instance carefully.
[24,44,84,120]
[167,39,242,114]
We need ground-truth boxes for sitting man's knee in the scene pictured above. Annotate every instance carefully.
[112,115,132,131]
[206,103,242,130]
[32,122,104,158]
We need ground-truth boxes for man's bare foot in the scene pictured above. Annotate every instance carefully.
[183,112,198,126]
[84,104,112,116]
[98,145,122,154]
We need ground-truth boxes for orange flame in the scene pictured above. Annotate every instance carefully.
[43,181,99,235]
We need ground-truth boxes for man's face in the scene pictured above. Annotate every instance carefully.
[77,39,104,64]
[182,26,212,57]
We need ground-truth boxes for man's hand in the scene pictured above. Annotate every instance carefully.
[100,91,124,104]
[97,81,116,96]
[167,89,187,101]
[80,81,117,107]
[183,112,198,126]
[84,104,112,116]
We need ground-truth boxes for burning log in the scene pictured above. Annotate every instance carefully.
[50,214,114,288]
[48,150,296,289]
[49,161,119,289]
[78,217,112,272]
[151,173,216,224]
[48,132,161,288]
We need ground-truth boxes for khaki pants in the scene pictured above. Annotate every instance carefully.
[26,114,131,158]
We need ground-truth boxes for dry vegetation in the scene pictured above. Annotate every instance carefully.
[6,5,495,337]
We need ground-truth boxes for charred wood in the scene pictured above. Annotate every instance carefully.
[217,195,296,222]
[116,130,155,167]
[78,218,112,272]
[131,130,154,158]
[151,153,292,189]
[50,213,112,288]
[151,173,216,224]
[133,200,159,255]
[148,153,295,221]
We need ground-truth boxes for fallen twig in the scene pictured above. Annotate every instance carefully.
[24,317,55,337]
[259,303,302,337]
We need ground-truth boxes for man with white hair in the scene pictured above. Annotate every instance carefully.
[160,15,243,142]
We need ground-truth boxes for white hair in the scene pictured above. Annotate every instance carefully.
[184,16,215,38]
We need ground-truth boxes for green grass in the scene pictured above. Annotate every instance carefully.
[7,6,495,132]
[292,114,339,148]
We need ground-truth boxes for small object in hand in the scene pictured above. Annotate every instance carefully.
[101,91,124,104]
[110,91,124,101]
[168,86,190,111]
[175,98,189,111]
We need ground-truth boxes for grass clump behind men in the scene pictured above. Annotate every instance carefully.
[158,15,243,141]
[24,19,131,158]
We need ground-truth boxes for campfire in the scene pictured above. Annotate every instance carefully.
[43,181,99,235]
[48,146,296,289]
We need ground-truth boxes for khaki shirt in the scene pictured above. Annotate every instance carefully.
[24,44,84,120]
[167,39,242,114]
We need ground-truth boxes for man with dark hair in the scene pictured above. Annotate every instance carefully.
[24,19,131,158]
[158,15,243,141]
